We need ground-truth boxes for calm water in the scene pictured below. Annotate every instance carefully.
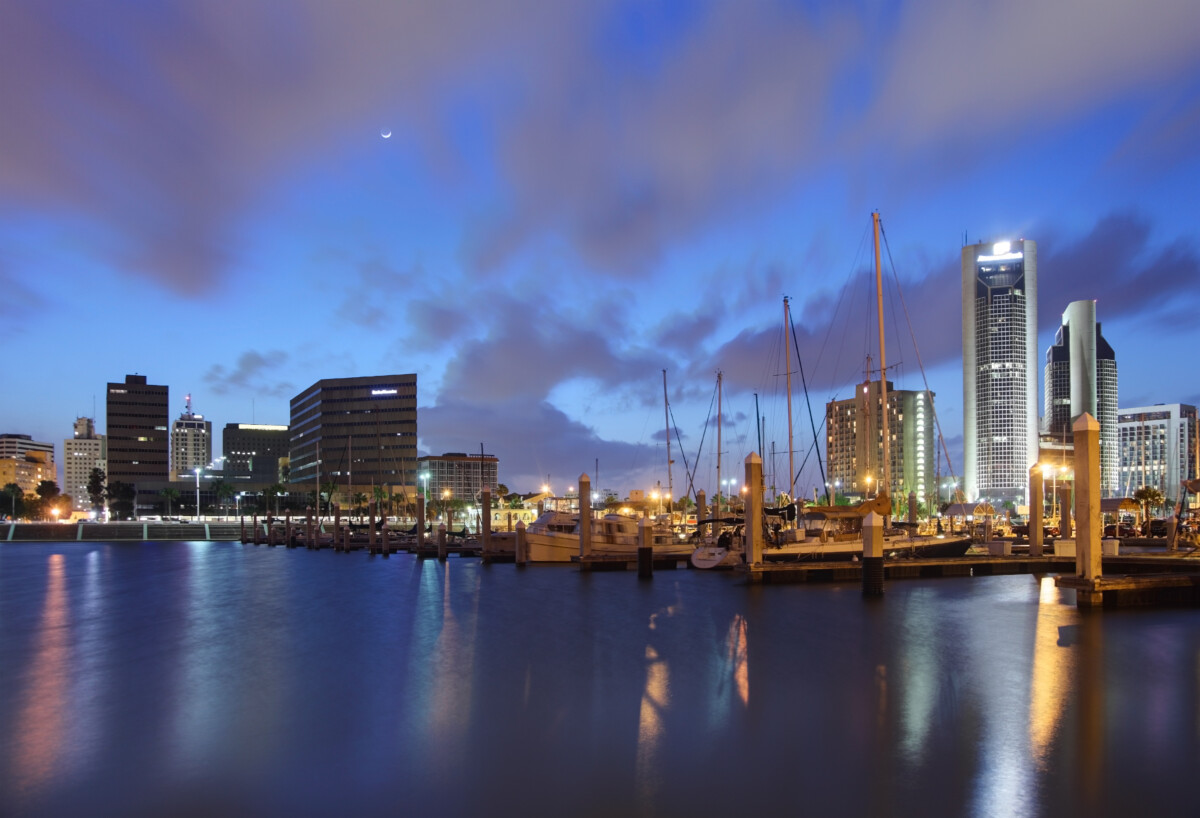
[1,542,1197,818]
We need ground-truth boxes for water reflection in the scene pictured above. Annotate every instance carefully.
[11,553,69,796]
[1029,576,1076,769]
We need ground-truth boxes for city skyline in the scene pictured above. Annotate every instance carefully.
[3,1,1199,496]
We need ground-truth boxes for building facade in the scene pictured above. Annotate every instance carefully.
[106,374,169,486]
[63,417,106,511]
[223,423,289,483]
[417,452,499,505]
[826,381,935,507]
[170,395,213,480]
[1043,300,1119,495]
[962,239,1039,505]
[1117,404,1198,501]
[0,434,56,496]
[288,374,417,496]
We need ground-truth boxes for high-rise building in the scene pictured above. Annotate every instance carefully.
[1117,404,1198,501]
[170,394,213,480]
[962,239,1039,505]
[417,452,499,505]
[64,417,106,512]
[0,434,56,496]
[1043,300,1119,495]
[288,374,417,496]
[224,423,290,483]
[106,374,169,486]
[0,433,55,465]
[825,380,935,506]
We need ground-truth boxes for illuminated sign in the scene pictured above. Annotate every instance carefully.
[237,424,288,431]
[977,251,1023,262]
[371,389,398,395]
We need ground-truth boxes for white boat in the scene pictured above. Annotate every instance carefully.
[764,497,971,561]
[525,511,691,563]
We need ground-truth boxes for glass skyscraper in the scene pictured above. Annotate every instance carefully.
[962,240,1039,506]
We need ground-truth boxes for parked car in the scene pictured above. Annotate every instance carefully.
[1103,523,1136,538]
[1143,519,1170,537]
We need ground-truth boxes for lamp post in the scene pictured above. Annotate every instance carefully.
[442,489,452,526]
[866,475,873,499]
[194,467,201,523]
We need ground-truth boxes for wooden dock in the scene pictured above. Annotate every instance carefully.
[739,551,1200,590]
[576,552,693,572]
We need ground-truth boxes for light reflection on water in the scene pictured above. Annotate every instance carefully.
[1,543,1199,817]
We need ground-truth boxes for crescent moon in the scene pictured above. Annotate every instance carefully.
[381,130,392,139]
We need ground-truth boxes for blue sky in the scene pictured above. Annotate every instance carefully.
[3,0,1199,498]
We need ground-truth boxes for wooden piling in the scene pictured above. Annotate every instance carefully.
[744,453,763,566]
[637,518,652,579]
[481,488,492,557]
[862,511,884,596]
[515,521,527,566]
[368,500,377,550]
[579,473,592,559]
[1029,465,1044,557]
[437,524,447,560]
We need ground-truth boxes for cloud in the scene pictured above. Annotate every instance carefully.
[1039,211,1200,327]
[421,397,662,493]
[870,0,1200,151]
[204,349,291,397]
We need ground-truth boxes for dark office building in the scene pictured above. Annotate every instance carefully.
[288,374,417,493]
[106,374,169,485]
[224,423,290,483]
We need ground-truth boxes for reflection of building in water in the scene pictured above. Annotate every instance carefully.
[1028,577,1074,768]
[12,554,68,793]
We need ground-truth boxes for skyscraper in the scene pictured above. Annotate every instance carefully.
[1043,300,1118,494]
[106,374,169,486]
[170,394,213,480]
[1117,404,1198,500]
[825,380,935,507]
[64,417,106,512]
[288,374,417,498]
[224,423,290,483]
[962,239,1039,506]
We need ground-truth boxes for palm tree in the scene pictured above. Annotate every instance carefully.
[210,478,236,519]
[1133,485,1165,530]
[352,492,368,522]
[161,487,180,517]
[2,483,23,520]
[264,483,286,516]
[372,485,387,517]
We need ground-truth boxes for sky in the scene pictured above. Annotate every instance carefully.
[3,0,1199,499]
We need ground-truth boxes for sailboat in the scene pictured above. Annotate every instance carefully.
[762,212,971,562]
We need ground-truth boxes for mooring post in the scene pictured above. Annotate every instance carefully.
[285,511,292,548]
[1074,413,1102,583]
[744,453,763,566]
[862,511,884,596]
[696,490,707,540]
[1029,465,1044,557]
[437,523,447,561]
[267,514,276,547]
[579,473,592,559]
[417,495,426,553]
[1059,486,1073,540]
[515,520,528,566]
[240,516,246,544]
[368,500,377,550]
[481,488,492,557]
[382,521,390,554]
[306,507,314,549]
[252,513,259,545]
[637,517,652,579]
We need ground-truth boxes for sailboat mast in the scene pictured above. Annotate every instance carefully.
[663,369,673,510]
[873,211,890,500]
[784,297,795,499]
[716,371,723,511]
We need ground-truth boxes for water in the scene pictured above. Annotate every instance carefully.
[1,542,1197,818]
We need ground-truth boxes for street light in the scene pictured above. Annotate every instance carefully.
[866,475,873,499]
[442,489,452,525]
